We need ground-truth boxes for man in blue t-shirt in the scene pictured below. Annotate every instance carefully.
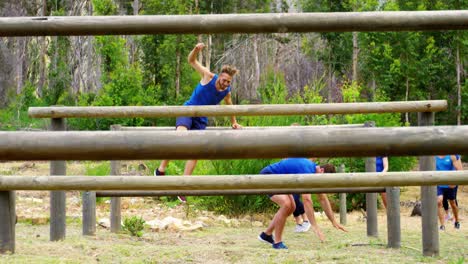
[436,155,463,230]
[257,158,332,249]
[154,43,242,202]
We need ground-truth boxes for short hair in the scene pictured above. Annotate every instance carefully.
[320,164,336,173]
[221,65,238,77]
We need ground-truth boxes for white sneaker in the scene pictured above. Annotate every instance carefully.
[294,221,311,233]
[294,224,305,233]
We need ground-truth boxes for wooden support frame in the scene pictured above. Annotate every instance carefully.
[1,126,467,160]
[1,11,467,36]
[0,171,466,191]
[28,101,447,118]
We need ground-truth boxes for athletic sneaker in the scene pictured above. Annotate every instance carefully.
[439,225,445,231]
[258,232,274,245]
[272,242,288,249]
[177,196,187,203]
[301,221,311,232]
[294,221,311,233]
[294,224,304,233]
[454,222,460,229]
[154,169,165,176]
[445,212,453,223]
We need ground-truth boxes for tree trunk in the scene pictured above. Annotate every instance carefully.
[86,1,95,93]
[253,35,260,100]
[129,0,139,64]
[405,76,409,124]
[15,37,25,95]
[206,34,212,71]
[195,0,203,64]
[175,35,181,98]
[37,0,47,98]
[456,42,461,125]
[328,49,332,103]
[352,32,359,82]
[371,76,376,101]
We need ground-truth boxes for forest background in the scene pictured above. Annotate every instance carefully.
[0,0,466,214]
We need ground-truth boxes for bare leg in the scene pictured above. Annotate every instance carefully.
[380,192,387,209]
[158,126,188,172]
[437,196,445,226]
[449,200,459,223]
[158,160,170,173]
[264,195,295,244]
[184,160,198,175]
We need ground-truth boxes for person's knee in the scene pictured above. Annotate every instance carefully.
[437,197,443,207]
[302,195,313,204]
[284,201,295,214]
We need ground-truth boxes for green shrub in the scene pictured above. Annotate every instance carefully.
[122,216,146,237]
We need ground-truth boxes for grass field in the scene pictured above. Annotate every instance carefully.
[0,161,467,263]
[2,209,467,264]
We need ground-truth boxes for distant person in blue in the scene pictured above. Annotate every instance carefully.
[257,158,332,249]
[154,43,242,203]
[436,155,463,230]
[376,156,389,208]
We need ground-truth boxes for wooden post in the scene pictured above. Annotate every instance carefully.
[386,187,401,248]
[110,125,121,233]
[50,118,66,241]
[365,121,378,237]
[82,191,96,236]
[0,191,15,253]
[418,112,439,256]
[338,164,347,225]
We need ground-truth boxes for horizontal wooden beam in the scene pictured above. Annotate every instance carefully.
[1,11,467,36]
[95,187,386,196]
[118,124,365,131]
[28,101,447,118]
[0,126,467,160]
[0,171,467,190]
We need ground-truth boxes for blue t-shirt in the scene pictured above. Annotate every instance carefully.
[184,74,231,124]
[376,156,385,172]
[436,155,458,188]
[184,74,231,106]
[264,158,317,174]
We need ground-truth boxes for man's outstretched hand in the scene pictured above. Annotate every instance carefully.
[231,122,242,129]
[333,222,348,232]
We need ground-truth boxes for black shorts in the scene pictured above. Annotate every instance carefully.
[437,186,458,200]
[175,116,207,130]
